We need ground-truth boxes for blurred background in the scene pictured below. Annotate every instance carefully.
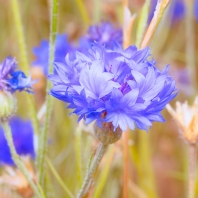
[0,0,198,197]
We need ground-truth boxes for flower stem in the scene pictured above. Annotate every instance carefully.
[184,0,196,92]
[138,130,157,198]
[37,0,58,188]
[122,130,129,198]
[135,0,151,48]
[188,144,196,198]
[46,157,75,198]
[75,0,90,27]
[92,146,115,198]
[93,0,101,24]
[0,120,44,198]
[10,0,40,138]
[140,0,171,49]
[76,143,108,198]
[75,121,83,187]
[10,0,28,74]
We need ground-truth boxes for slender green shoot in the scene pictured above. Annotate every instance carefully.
[75,0,90,27]
[46,158,75,198]
[136,0,151,48]
[37,0,58,188]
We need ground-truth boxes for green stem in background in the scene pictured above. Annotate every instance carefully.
[0,121,44,198]
[75,0,90,27]
[93,0,101,24]
[135,0,150,48]
[10,0,40,137]
[92,146,115,198]
[76,143,108,198]
[37,0,58,188]
[140,0,171,49]
[188,144,196,198]
[184,0,196,92]
[138,130,157,198]
[122,130,129,198]
[10,0,28,74]
[46,158,75,198]
[75,121,83,188]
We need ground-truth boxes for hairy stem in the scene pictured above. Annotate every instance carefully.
[0,120,44,198]
[37,0,58,188]
[76,143,108,198]
[75,121,83,187]
[92,146,115,198]
[10,0,40,140]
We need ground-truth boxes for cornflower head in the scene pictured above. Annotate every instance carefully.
[49,42,177,132]
[32,34,73,75]
[79,22,122,50]
[167,98,198,144]
[0,117,35,165]
[0,57,35,120]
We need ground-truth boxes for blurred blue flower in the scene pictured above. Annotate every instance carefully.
[0,56,34,93]
[0,117,35,165]
[32,34,73,75]
[79,22,123,50]
[49,42,177,131]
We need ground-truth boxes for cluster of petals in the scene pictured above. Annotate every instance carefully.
[49,42,177,131]
[79,22,122,50]
[32,23,122,75]
[0,57,34,93]
[0,117,35,165]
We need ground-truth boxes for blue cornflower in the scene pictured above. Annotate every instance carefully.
[0,117,35,165]
[49,42,177,131]
[0,56,34,93]
[79,22,123,50]
[32,34,73,75]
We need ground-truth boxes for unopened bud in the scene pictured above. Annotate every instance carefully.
[0,91,17,121]
[94,122,122,145]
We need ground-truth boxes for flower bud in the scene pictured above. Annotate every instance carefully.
[94,122,122,145]
[0,91,17,121]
